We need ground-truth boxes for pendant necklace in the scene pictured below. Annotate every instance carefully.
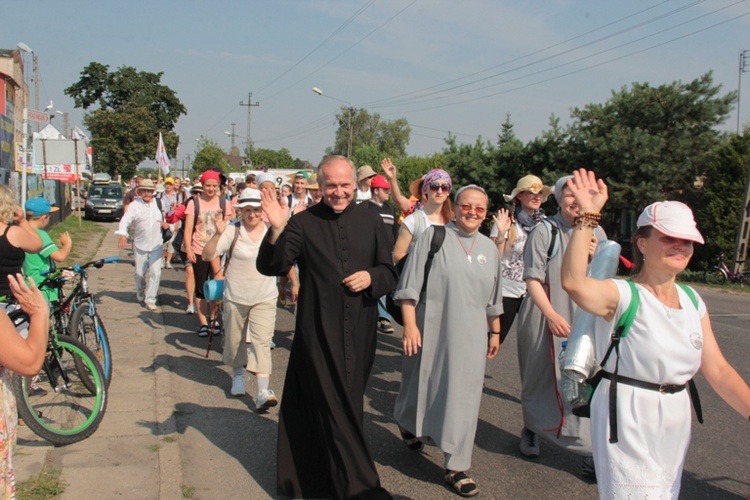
[639,279,676,318]
[454,232,476,263]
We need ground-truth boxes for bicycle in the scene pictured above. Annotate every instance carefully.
[703,252,749,286]
[42,257,119,387]
[8,306,107,445]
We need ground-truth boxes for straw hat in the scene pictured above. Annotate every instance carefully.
[503,175,553,203]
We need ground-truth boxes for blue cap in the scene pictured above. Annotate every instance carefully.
[25,197,59,216]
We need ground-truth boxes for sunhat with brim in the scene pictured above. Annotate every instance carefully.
[637,201,704,244]
[235,188,262,208]
[306,182,319,190]
[190,182,203,194]
[504,175,553,203]
[357,165,376,182]
[409,177,425,199]
[25,197,59,217]
[138,179,156,191]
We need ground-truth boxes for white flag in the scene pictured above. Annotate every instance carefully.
[156,132,171,175]
[71,126,89,143]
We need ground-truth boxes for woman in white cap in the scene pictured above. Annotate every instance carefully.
[561,169,750,499]
[490,174,553,345]
[202,188,279,410]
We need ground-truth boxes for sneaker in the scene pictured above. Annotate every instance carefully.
[519,427,540,458]
[136,292,145,303]
[378,318,395,334]
[256,389,278,411]
[165,262,174,270]
[270,340,276,350]
[145,302,158,311]
[230,374,246,396]
[197,325,209,338]
[581,456,597,480]
[185,303,195,314]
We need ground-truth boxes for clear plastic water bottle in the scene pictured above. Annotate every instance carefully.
[559,340,568,366]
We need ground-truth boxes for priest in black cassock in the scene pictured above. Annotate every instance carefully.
[257,155,397,500]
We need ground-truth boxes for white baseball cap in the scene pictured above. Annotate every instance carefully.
[636,201,704,244]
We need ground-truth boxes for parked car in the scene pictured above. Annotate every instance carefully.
[71,186,86,211]
[85,175,124,221]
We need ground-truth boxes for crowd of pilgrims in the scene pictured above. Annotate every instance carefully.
[0,156,748,500]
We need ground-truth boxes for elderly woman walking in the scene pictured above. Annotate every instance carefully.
[202,188,279,410]
[561,168,750,499]
[393,185,502,497]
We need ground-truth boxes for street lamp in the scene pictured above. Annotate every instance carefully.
[312,87,354,158]
[224,123,242,155]
[55,110,70,138]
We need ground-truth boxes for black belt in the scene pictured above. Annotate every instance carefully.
[600,371,686,394]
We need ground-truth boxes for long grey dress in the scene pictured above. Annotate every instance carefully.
[393,223,503,471]
[516,213,607,453]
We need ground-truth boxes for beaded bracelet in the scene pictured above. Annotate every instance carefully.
[574,212,601,229]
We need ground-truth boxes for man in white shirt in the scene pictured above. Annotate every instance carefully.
[116,179,169,311]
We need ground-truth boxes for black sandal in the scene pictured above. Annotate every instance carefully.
[444,470,479,497]
[398,425,424,451]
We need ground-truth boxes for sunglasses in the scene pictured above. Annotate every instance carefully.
[458,204,487,216]
[428,183,451,192]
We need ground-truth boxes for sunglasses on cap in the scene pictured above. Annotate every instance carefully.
[428,183,451,192]
[458,204,487,216]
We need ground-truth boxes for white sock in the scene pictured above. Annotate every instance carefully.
[257,375,269,394]
[233,366,244,377]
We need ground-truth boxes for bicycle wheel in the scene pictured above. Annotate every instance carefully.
[703,268,727,285]
[69,301,112,388]
[12,335,107,445]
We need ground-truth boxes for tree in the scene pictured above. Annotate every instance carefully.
[192,137,230,176]
[65,62,186,179]
[329,108,411,160]
[442,134,498,209]
[250,147,296,170]
[568,72,735,212]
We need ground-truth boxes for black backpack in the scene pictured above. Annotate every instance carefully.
[385,226,446,326]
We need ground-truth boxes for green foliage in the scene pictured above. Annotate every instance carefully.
[391,154,443,194]
[568,72,734,215]
[686,131,750,268]
[192,137,229,175]
[65,62,185,179]
[330,108,411,160]
[250,147,296,170]
[16,467,66,499]
[442,134,499,206]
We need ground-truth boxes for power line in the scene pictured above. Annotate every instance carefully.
[254,0,377,96]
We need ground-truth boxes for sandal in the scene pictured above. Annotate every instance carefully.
[444,470,479,497]
[398,425,424,451]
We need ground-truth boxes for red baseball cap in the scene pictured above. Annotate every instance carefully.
[370,175,391,189]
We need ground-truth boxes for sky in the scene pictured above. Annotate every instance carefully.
[4,0,750,171]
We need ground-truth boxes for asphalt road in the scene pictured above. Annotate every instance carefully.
[155,268,749,499]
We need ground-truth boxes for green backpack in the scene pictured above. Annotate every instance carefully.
[577,280,703,444]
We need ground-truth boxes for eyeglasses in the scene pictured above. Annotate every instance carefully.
[428,183,451,192]
[459,204,487,216]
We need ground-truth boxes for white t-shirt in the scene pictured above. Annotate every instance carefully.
[490,220,528,298]
[215,223,277,306]
[356,187,372,203]
[402,210,442,252]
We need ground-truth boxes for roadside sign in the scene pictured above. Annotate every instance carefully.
[27,109,50,124]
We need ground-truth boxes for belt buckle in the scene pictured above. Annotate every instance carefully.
[659,384,668,394]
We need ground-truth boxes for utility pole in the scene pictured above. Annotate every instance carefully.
[229,123,237,153]
[239,93,259,157]
[732,49,750,274]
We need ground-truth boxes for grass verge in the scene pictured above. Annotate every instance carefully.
[16,467,66,499]
[48,215,109,267]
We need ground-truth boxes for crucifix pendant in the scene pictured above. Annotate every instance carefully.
[467,255,472,263]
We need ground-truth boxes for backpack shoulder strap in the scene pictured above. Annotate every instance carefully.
[676,283,699,310]
[192,196,201,219]
[419,226,446,299]
[219,196,227,214]
[614,279,640,339]
[224,221,242,272]
[542,219,559,262]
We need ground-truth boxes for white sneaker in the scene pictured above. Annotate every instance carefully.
[185,303,195,314]
[230,375,246,396]
[136,292,145,303]
[165,262,174,270]
[256,389,278,411]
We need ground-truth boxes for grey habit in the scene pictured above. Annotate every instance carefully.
[516,213,607,454]
[393,223,503,471]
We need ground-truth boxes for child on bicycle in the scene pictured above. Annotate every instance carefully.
[22,198,73,302]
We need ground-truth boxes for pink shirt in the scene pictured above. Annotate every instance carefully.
[184,196,232,255]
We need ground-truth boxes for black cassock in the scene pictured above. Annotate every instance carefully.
[257,200,397,500]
